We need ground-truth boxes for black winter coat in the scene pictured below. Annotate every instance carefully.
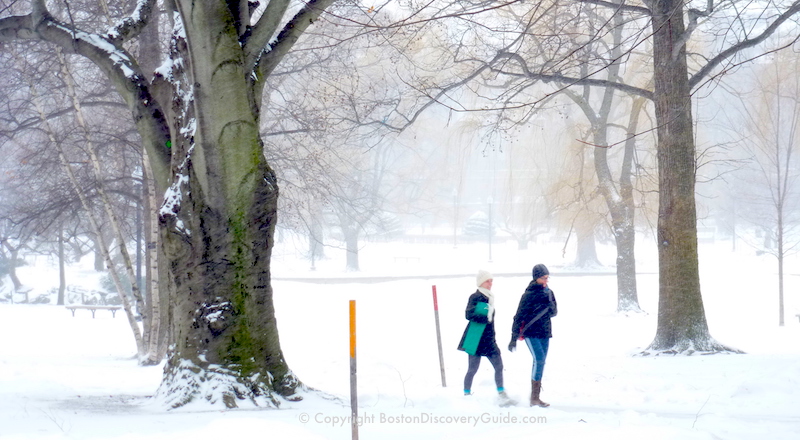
[512,281,558,339]
[457,290,500,357]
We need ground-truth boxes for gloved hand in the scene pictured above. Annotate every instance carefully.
[508,337,517,352]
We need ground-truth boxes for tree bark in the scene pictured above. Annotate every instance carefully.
[142,150,166,364]
[92,233,105,272]
[613,96,647,313]
[58,230,66,305]
[153,0,337,407]
[7,248,22,292]
[647,0,725,352]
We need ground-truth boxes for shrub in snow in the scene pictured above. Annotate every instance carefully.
[463,211,495,237]
[65,285,119,305]
[30,294,50,304]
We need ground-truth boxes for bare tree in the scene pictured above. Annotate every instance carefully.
[0,37,164,351]
[722,46,800,327]
[378,0,800,352]
[259,9,445,270]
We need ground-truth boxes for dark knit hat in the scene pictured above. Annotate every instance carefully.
[532,264,549,280]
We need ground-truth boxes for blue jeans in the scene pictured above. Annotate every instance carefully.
[524,337,550,381]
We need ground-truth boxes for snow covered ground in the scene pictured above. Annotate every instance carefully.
[1,237,799,439]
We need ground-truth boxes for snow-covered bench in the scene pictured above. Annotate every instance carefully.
[65,305,122,318]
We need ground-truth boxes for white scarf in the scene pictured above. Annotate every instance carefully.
[477,287,495,322]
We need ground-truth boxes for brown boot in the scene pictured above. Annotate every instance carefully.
[530,380,550,407]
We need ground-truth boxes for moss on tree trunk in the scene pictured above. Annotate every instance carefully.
[155,0,301,408]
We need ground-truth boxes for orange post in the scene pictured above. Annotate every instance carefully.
[349,300,358,440]
[350,300,357,358]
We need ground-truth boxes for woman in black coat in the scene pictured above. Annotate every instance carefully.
[457,270,511,403]
[509,264,558,407]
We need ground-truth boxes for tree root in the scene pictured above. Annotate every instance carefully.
[637,338,745,356]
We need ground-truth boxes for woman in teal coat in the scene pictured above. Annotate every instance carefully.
[457,270,511,404]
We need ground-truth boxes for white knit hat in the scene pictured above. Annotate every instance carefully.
[476,269,493,287]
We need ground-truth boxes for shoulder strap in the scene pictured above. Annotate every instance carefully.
[518,307,549,337]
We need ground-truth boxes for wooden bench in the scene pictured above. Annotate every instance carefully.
[65,305,122,318]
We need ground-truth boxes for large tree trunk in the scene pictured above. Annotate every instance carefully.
[647,0,730,353]
[155,1,299,408]
[158,162,291,408]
